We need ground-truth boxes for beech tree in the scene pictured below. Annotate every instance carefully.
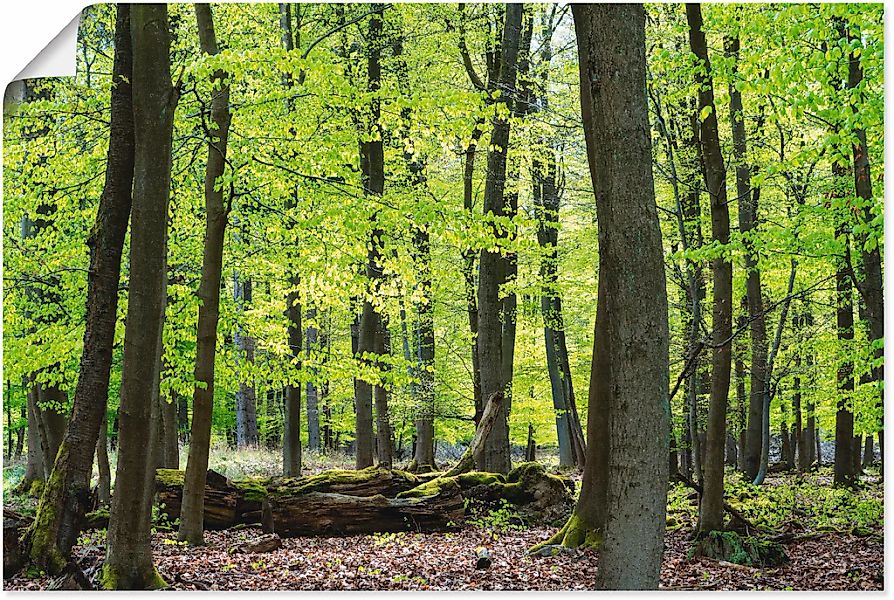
[101,3,176,588]
[27,3,134,573]
[180,2,233,545]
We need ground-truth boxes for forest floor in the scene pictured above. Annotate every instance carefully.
[3,462,883,591]
[4,523,882,591]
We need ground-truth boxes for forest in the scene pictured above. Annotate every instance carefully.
[1,1,884,592]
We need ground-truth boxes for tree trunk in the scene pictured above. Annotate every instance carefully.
[160,393,178,469]
[102,3,174,588]
[539,6,670,589]
[180,2,232,546]
[845,31,884,478]
[687,3,733,535]
[234,276,259,448]
[725,35,768,484]
[25,4,134,574]
[833,168,856,487]
[96,416,111,505]
[353,4,386,470]
[863,435,874,467]
[278,2,302,478]
[22,384,45,489]
[475,3,524,475]
[374,321,393,469]
[305,307,320,452]
[461,123,484,423]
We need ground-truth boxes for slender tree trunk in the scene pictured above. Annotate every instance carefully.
[475,3,524,474]
[160,392,178,468]
[375,321,393,468]
[306,307,320,452]
[863,435,874,467]
[23,384,45,487]
[725,34,768,484]
[353,4,386,470]
[834,165,856,487]
[462,124,484,423]
[687,2,732,535]
[25,4,134,573]
[96,415,111,505]
[179,2,232,546]
[234,276,259,448]
[102,4,175,587]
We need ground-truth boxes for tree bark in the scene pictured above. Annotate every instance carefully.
[305,307,320,452]
[724,35,768,484]
[102,3,174,588]
[234,276,259,448]
[180,2,232,546]
[475,3,524,474]
[687,2,733,535]
[353,4,386,470]
[24,3,134,574]
[834,204,856,486]
[539,6,670,589]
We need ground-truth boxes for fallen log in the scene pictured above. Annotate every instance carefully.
[263,484,465,536]
[154,461,573,535]
[155,466,422,529]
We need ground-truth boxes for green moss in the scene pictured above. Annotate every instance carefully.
[273,466,418,498]
[528,513,603,553]
[84,508,110,529]
[691,530,788,567]
[507,461,546,484]
[232,478,270,503]
[28,463,67,575]
[28,479,44,498]
[396,477,459,499]
[456,472,506,488]
[100,563,168,590]
[155,469,185,487]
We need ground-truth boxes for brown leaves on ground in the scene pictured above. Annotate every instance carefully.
[5,525,882,591]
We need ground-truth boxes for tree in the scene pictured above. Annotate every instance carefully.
[180,2,233,546]
[725,32,768,483]
[353,3,387,469]
[534,6,670,590]
[475,3,524,474]
[101,3,176,588]
[27,3,134,573]
[686,2,733,534]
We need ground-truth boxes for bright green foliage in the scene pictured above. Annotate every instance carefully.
[2,3,883,467]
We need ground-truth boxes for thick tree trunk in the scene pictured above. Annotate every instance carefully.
[863,435,875,467]
[846,34,884,474]
[102,3,174,589]
[475,3,524,475]
[180,2,232,546]
[25,4,134,574]
[541,6,669,589]
[687,3,733,535]
[374,322,393,468]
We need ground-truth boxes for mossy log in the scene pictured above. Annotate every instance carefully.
[154,461,573,536]
[263,486,465,536]
[156,469,239,529]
